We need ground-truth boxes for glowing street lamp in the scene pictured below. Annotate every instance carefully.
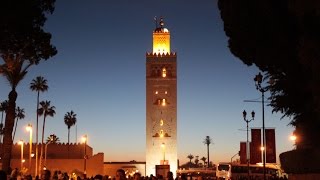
[18,140,24,170]
[44,134,55,167]
[254,72,272,180]
[290,134,297,149]
[290,134,297,141]
[26,124,33,171]
[82,135,88,178]
[242,110,255,179]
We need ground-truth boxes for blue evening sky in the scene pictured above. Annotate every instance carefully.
[0,0,294,164]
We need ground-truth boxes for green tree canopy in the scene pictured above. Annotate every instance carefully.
[218,0,320,149]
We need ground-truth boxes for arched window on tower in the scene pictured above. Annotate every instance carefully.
[160,130,164,138]
[162,68,167,78]
[161,98,166,106]
[154,98,169,106]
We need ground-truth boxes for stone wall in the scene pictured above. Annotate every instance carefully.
[1,143,102,177]
[6,142,93,159]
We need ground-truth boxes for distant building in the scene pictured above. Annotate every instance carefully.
[146,17,178,176]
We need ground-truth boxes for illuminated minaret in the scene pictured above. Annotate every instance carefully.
[146,17,177,176]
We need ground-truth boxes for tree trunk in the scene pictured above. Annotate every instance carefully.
[2,90,17,173]
[39,116,46,175]
[68,128,70,158]
[207,145,210,168]
[35,91,40,177]
[12,118,18,142]
[0,112,4,144]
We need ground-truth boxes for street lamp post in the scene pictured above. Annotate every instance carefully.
[243,110,255,179]
[26,124,33,172]
[254,72,269,180]
[18,140,24,171]
[44,134,54,168]
[82,135,87,179]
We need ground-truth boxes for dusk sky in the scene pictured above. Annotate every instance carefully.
[0,0,294,165]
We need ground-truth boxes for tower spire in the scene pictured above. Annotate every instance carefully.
[159,17,164,27]
[152,16,170,54]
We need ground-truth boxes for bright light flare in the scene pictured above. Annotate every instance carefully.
[290,135,297,141]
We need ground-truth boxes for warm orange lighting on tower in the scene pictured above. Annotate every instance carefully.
[161,99,166,106]
[153,18,170,55]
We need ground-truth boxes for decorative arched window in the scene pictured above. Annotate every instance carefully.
[162,68,167,77]
[161,99,166,106]
[160,130,164,137]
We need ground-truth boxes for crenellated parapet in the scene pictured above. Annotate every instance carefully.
[146,52,177,58]
[1,142,93,159]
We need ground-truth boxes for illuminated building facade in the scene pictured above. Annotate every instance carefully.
[146,17,177,176]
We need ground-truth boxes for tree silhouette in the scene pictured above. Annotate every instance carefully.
[30,75,48,176]
[0,100,8,143]
[0,0,56,172]
[187,154,194,168]
[12,106,25,142]
[46,134,60,144]
[218,0,320,149]
[203,136,212,167]
[38,100,55,174]
[64,110,77,158]
[200,157,207,167]
[64,110,77,144]
[195,155,199,167]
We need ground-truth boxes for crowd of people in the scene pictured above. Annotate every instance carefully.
[0,168,182,180]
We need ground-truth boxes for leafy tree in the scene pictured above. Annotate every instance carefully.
[0,100,8,143]
[203,136,212,167]
[0,0,56,172]
[64,110,77,144]
[38,100,55,174]
[12,106,25,142]
[218,1,320,149]
[30,75,48,175]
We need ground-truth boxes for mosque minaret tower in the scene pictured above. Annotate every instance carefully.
[146,17,178,176]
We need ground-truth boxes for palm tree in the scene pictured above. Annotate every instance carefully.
[203,136,212,168]
[187,154,194,168]
[30,76,48,176]
[0,59,29,172]
[0,100,8,143]
[64,110,77,158]
[38,100,55,174]
[194,155,199,167]
[12,106,25,142]
[45,134,59,167]
[46,134,60,144]
[64,110,77,144]
[200,157,207,167]
[0,0,56,172]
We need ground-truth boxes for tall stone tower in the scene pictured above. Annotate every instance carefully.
[146,17,177,176]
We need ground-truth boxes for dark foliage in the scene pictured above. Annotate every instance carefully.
[0,0,57,173]
[218,0,320,149]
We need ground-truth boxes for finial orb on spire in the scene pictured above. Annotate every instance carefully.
[160,17,164,27]
[154,16,169,33]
